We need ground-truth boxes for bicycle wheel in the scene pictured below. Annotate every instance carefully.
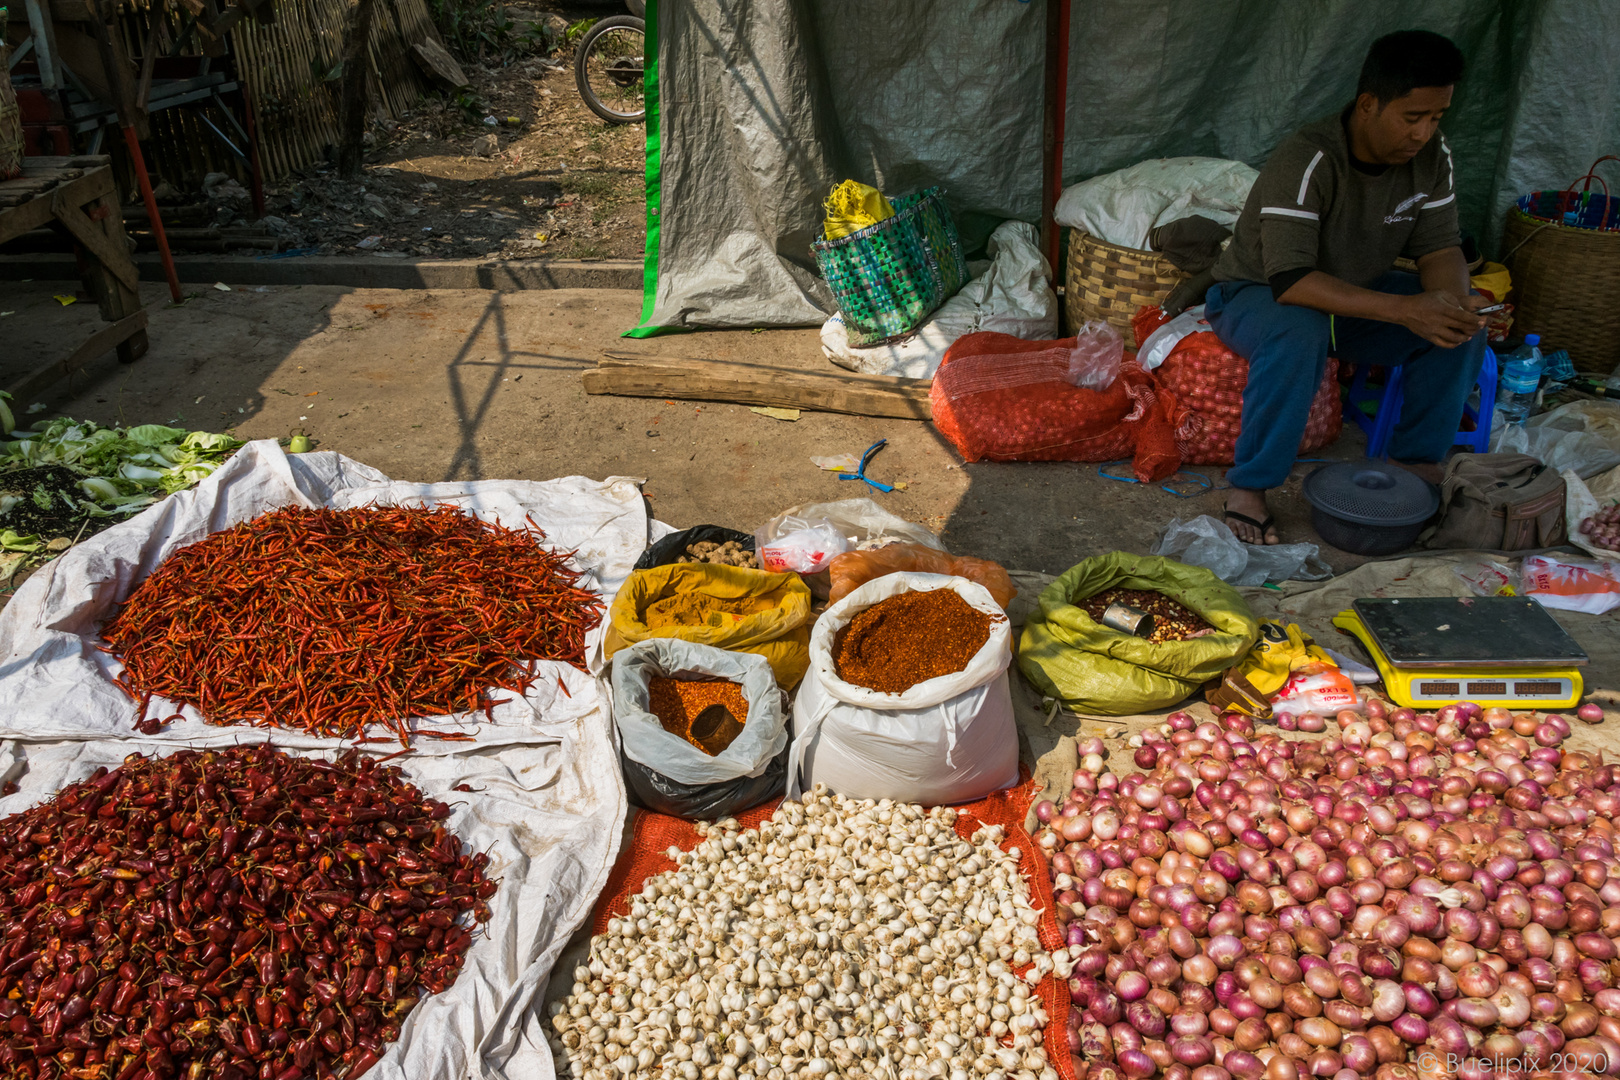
[574,15,646,124]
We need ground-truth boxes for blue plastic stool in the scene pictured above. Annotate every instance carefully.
[1343,346,1498,459]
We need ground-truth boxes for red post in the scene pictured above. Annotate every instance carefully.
[1039,0,1071,284]
[239,81,266,219]
[122,125,182,302]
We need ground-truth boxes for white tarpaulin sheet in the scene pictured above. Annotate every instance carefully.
[0,726,624,1080]
[0,440,654,1078]
[0,440,652,746]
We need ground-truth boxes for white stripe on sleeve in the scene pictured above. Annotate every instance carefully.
[1440,134,1455,193]
[1261,206,1321,221]
[1421,193,1456,210]
[1297,150,1325,205]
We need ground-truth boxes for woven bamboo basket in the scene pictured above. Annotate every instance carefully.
[1499,157,1620,375]
[0,43,22,182]
[1065,230,1188,336]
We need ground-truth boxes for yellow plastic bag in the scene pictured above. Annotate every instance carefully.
[1017,553,1259,714]
[1237,620,1338,697]
[606,564,813,689]
[823,180,894,241]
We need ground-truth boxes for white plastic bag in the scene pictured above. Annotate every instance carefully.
[756,497,945,564]
[1522,552,1620,615]
[1271,667,1362,715]
[786,573,1018,806]
[1067,320,1124,391]
[1453,559,1522,597]
[1492,400,1620,478]
[1563,467,1620,559]
[612,639,787,784]
[756,523,852,573]
[821,221,1058,379]
[1153,515,1332,586]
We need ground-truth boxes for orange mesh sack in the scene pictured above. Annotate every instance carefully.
[589,776,1082,1080]
[826,543,1018,608]
[1133,305,1342,467]
[930,331,1182,481]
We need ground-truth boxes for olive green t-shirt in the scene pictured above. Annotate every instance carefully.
[1212,110,1462,291]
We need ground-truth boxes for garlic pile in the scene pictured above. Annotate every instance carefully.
[550,786,1061,1080]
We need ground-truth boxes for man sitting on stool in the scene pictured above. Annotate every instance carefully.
[1208,29,1488,545]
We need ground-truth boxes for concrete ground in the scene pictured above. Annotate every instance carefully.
[5,279,1376,577]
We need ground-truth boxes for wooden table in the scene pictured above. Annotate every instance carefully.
[0,154,148,401]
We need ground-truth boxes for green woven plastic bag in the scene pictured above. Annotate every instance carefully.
[812,187,967,346]
[1018,553,1259,715]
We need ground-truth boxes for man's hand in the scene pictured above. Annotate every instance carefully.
[1400,290,1486,349]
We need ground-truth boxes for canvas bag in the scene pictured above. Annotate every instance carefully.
[1427,453,1567,551]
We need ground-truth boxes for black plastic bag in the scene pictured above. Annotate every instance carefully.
[622,748,787,820]
[634,525,755,571]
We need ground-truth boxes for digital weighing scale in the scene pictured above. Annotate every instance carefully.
[1331,596,1587,710]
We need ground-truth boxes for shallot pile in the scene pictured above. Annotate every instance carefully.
[0,745,491,1080]
[1032,703,1620,1080]
[1579,506,1620,552]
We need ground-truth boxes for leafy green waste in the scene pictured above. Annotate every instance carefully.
[0,419,242,531]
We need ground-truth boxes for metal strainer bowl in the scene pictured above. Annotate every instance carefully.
[1302,461,1439,555]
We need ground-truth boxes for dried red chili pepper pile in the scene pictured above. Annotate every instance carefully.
[102,504,604,743]
[0,744,491,1080]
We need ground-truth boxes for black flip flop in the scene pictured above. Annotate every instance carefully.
[1223,508,1278,546]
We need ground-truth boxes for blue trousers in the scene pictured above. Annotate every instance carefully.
[1204,272,1487,491]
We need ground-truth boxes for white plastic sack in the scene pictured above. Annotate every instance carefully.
[612,639,787,784]
[0,679,625,1080]
[821,220,1058,379]
[0,440,653,745]
[757,496,945,562]
[1492,400,1620,478]
[786,573,1017,806]
[1053,157,1260,249]
[1137,305,1209,371]
[1564,466,1620,559]
[1153,515,1332,586]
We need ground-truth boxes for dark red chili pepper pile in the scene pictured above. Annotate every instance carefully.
[0,744,492,1080]
[101,504,605,743]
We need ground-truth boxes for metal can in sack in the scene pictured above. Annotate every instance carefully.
[1101,602,1155,638]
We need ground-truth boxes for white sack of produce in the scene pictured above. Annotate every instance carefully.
[821,220,1059,379]
[0,439,652,746]
[1053,157,1259,249]
[0,728,624,1080]
[787,572,1017,805]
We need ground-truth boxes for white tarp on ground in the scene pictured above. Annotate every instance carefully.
[0,440,651,1078]
[0,727,625,1080]
[0,440,651,745]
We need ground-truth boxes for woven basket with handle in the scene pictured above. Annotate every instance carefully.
[0,42,22,181]
[1065,230,1188,337]
[1500,156,1620,375]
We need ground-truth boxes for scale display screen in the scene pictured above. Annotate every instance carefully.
[1410,677,1576,702]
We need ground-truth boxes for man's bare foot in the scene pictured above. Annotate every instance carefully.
[1391,460,1444,485]
[1224,488,1280,545]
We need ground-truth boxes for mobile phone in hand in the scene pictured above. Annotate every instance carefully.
[1474,302,1507,315]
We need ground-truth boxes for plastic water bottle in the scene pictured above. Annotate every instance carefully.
[1497,339,1543,427]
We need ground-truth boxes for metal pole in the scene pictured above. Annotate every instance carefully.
[1039,0,1071,285]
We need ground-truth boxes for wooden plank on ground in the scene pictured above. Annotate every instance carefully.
[585,351,933,420]
[410,39,467,89]
[6,310,147,404]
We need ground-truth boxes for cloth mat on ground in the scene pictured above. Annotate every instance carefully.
[589,777,1082,1080]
